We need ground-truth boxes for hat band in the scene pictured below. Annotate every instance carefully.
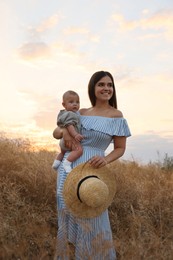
[77,175,99,202]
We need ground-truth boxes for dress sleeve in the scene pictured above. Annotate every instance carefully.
[111,118,131,137]
[80,116,131,137]
[57,111,78,128]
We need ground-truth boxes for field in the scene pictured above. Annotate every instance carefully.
[0,137,173,259]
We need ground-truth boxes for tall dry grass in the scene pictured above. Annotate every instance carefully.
[110,161,173,259]
[0,137,57,259]
[0,136,173,259]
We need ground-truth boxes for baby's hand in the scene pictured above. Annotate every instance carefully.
[74,133,84,142]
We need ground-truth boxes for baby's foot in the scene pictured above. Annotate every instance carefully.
[63,159,72,173]
[52,159,61,170]
[63,164,72,173]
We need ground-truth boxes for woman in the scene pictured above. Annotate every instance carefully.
[53,71,131,259]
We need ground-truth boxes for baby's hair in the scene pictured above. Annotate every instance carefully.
[63,90,79,101]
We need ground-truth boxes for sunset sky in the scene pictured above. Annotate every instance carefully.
[0,0,173,164]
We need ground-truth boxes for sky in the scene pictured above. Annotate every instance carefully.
[0,0,173,164]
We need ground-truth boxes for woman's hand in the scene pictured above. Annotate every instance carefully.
[89,156,108,168]
[63,128,79,149]
[63,128,73,149]
[53,126,79,149]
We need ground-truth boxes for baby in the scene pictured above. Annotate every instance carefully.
[52,90,84,173]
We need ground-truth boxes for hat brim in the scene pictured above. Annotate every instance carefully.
[63,162,117,218]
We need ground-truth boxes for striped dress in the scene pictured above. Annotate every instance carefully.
[56,115,131,260]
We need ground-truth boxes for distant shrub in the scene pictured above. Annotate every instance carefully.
[162,153,173,171]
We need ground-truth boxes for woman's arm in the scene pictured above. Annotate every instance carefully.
[89,136,126,168]
[105,136,126,163]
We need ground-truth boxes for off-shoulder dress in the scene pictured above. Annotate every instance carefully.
[56,115,131,260]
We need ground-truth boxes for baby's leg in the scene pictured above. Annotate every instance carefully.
[63,144,83,173]
[52,149,65,170]
[56,151,64,161]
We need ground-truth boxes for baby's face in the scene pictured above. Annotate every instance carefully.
[63,94,80,112]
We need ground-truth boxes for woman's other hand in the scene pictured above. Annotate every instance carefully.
[63,128,78,149]
[89,156,107,168]
[53,127,80,149]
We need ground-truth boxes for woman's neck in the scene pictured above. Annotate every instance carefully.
[94,100,111,110]
[83,102,114,117]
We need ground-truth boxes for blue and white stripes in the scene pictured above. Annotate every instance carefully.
[56,116,131,259]
[80,116,131,137]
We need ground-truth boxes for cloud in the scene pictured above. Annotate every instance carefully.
[110,9,173,40]
[27,13,63,40]
[118,133,173,164]
[17,13,63,61]
[0,88,59,149]
[63,26,100,43]
[0,121,56,150]
[16,90,59,130]
[52,41,85,58]
[17,39,88,69]
[35,14,61,33]
[141,10,173,29]
[16,11,100,65]
[63,26,90,35]
[34,111,56,130]
[110,14,138,31]
[18,42,51,60]
[33,98,58,130]
[0,88,60,150]
[140,10,173,40]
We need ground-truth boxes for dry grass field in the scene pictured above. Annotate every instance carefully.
[0,136,173,259]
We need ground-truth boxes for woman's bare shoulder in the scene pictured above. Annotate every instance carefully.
[111,108,123,118]
[79,108,90,115]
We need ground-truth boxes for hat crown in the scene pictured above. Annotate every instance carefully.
[79,178,109,208]
[63,162,117,218]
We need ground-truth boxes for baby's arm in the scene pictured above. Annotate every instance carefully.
[66,125,84,142]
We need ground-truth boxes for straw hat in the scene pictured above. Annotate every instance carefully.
[63,162,116,218]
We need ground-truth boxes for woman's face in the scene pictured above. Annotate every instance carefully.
[94,76,113,102]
